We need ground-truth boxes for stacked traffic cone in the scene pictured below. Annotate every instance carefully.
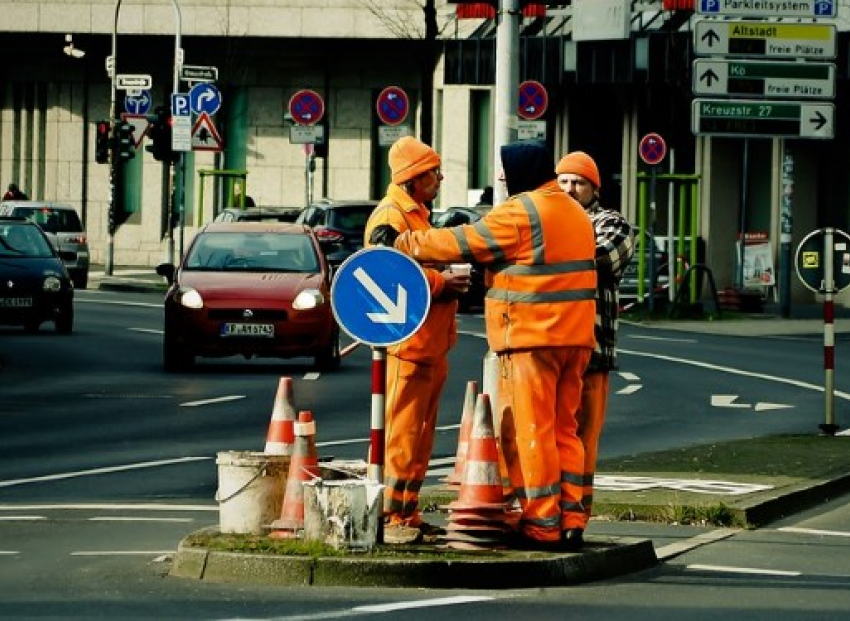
[269,410,320,538]
[442,393,520,550]
[264,377,296,456]
[443,380,477,487]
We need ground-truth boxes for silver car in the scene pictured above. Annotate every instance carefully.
[0,201,90,289]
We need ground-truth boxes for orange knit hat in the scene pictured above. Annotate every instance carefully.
[556,151,601,188]
[389,136,441,185]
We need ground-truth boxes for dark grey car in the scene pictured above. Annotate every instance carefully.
[0,201,90,289]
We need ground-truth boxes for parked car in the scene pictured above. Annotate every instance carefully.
[0,201,90,289]
[619,229,670,310]
[214,206,302,224]
[0,216,74,333]
[294,199,378,269]
[430,206,492,312]
[156,222,340,372]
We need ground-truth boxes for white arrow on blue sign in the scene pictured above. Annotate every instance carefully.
[124,89,152,115]
[331,247,430,347]
[189,83,222,115]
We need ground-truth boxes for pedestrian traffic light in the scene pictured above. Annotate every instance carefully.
[113,120,136,163]
[146,106,177,163]
[95,120,111,164]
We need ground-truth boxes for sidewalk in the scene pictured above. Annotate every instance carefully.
[88,265,168,293]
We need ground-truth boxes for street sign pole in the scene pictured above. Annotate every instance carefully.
[168,0,184,266]
[780,145,794,318]
[105,0,124,276]
[821,228,837,436]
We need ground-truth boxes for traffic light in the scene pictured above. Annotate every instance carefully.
[95,120,111,164]
[146,106,177,163]
[113,120,136,163]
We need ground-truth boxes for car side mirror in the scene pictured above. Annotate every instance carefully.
[156,263,175,285]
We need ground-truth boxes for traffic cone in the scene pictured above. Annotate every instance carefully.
[443,380,477,486]
[264,377,296,455]
[443,393,519,550]
[269,410,320,538]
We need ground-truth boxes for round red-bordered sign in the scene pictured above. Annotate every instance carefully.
[517,80,548,120]
[639,132,667,166]
[376,86,409,126]
[288,89,325,126]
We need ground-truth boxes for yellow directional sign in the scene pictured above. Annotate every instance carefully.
[694,20,836,60]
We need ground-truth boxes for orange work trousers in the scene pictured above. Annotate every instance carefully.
[576,370,609,529]
[382,354,448,526]
[498,346,591,542]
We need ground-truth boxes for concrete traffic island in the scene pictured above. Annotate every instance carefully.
[170,526,658,588]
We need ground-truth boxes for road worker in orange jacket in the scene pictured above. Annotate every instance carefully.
[557,151,634,550]
[363,136,471,544]
[378,140,597,551]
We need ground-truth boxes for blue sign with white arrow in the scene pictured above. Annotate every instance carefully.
[189,83,222,115]
[331,247,430,347]
[124,89,152,115]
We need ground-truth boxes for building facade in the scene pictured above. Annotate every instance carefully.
[2,0,849,305]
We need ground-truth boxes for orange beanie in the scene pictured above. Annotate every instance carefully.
[556,151,601,188]
[389,136,441,185]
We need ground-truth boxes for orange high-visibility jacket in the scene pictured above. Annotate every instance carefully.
[364,184,458,364]
[395,180,596,352]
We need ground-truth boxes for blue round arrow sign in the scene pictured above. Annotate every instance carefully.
[331,247,430,347]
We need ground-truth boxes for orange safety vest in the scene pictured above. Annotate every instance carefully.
[395,180,596,352]
[364,184,458,364]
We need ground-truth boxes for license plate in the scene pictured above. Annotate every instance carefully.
[0,297,33,308]
[221,323,274,337]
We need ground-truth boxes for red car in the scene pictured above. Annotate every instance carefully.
[156,222,340,372]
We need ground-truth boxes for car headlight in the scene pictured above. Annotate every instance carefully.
[43,276,62,292]
[293,289,325,310]
[176,286,204,309]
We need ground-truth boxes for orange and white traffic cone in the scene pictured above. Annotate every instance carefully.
[269,410,320,538]
[443,393,519,550]
[264,377,296,456]
[444,380,477,486]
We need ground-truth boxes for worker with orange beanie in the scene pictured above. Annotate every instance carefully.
[375,140,597,552]
[364,136,471,544]
[556,151,634,550]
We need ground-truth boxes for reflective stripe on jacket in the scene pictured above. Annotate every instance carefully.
[395,180,596,352]
[364,184,458,364]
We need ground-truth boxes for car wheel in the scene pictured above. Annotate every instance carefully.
[55,303,74,334]
[163,326,193,372]
[315,328,341,372]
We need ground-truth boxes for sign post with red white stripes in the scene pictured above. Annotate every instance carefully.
[795,227,850,435]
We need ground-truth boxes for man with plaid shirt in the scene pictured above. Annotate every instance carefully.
[555,151,634,549]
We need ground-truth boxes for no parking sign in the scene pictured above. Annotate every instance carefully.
[639,133,667,166]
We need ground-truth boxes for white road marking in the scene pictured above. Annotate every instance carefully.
[303,372,321,381]
[88,516,194,523]
[596,475,772,495]
[778,527,850,538]
[617,384,643,395]
[354,595,495,613]
[754,402,793,412]
[629,334,698,343]
[0,503,215,512]
[686,563,800,577]
[711,395,751,408]
[74,298,161,308]
[620,348,850,401]
[0,515,46,521]
[71,550,174,557]
[618,371,640,381]
[0,456,212,489]
[180,395,245,407]
[0,551,20,555]
[129,328,162,335]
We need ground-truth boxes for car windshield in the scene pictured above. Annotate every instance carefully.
[12,207,83,234]
[328,206,374,231]
[184,232,320,273]
[0,225,55,258]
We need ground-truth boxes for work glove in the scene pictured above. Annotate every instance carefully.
[369,224,399,247]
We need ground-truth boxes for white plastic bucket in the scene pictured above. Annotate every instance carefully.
[302,478,384,550]
[216,451,290,534]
